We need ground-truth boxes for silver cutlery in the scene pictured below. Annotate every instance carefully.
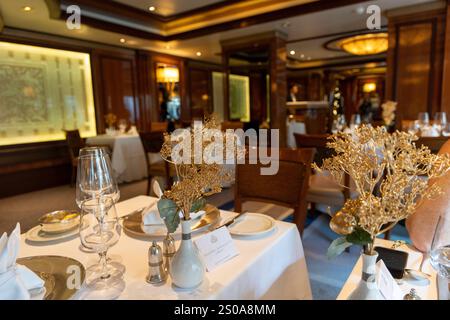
[214,211,247,230]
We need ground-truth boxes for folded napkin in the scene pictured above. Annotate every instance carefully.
[142,203,164,225]
[127,126,138,135]
[0,224,45,300]
[178,210,206,220]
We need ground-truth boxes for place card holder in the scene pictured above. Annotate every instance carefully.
[375,246,409,279]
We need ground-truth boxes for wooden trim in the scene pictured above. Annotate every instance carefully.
[286,26,388,44]
[49,0,366,41]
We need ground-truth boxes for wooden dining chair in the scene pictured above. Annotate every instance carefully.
[294,133,352,213]
[138,131,175,195]
[64,130,85,187]
[234,147,315,234]
[416,136,449,154]
[150,122,168,132]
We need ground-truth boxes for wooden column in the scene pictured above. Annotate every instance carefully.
[441,0,450,114]
[269,35,287,147]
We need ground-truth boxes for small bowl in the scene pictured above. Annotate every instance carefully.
[39,210,80,234]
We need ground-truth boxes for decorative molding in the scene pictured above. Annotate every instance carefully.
[45,0,365,41]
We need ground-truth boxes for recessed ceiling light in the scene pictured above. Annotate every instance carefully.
[120,38,126,43]
[300,54,305,58]
[22,6,32,12]
[289,50,296,55]
[355,6,365,15]
[196,51,202,57]
[281,22,291,28]
[149,6,156,12]
[307,57,312,61]
[165,45,171,49]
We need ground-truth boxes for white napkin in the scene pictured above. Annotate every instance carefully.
[178,210,206,220]
[142,203,165,225]
[127,126,138,135]
[0,224,45,300]
[421,125,440,137]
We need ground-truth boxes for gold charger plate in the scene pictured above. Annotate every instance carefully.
[122,204,220,238]
[17,255,85,300]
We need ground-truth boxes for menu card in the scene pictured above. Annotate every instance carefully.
[194,227,239,271]
[376,259,403,300]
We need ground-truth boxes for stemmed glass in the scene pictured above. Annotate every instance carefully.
[349,114,361,130]
[418,112,430,128]
[79,196,124,299]
[430,215,450,300]
[76,147,120,209]
[434,112,447,135]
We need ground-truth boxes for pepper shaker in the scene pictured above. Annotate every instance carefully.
[163,233,176,274]
[146,241,167,285]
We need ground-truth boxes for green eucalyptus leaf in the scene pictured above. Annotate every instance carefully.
[190,198,206,212]
[345,228,372,245]
[157,198,180,233]
[327,237,352,259]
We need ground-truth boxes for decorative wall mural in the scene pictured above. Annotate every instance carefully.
[0,41,97,146]
[0,65,48,124]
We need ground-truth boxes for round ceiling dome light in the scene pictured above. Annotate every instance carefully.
[339,33,388,56]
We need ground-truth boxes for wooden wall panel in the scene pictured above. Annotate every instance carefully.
[441,1,450,115]
[91,50,140,132]
[386,8,446,124]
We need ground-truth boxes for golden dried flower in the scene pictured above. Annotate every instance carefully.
[315,125,450,251]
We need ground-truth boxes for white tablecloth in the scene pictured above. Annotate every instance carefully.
[86,134,147,183]
[20,196,312,300]
[337,238,439,300]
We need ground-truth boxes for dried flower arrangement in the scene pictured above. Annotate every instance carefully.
[157,114,245,233]
[313,125,450,257]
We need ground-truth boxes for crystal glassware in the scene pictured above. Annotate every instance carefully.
[76,147,120,210]
[434,112,447,135]
[349,114,361,129]
[79,196,125,299]
[430,215,450,300]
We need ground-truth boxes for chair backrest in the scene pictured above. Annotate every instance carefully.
[295,133,351,200]
[139,131,165,154]
[235,148,315,233]
[416,136,449,154]
[64,130,84,160]
[294,133,332,166]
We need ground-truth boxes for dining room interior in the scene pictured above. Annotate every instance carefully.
[0,0,449,302]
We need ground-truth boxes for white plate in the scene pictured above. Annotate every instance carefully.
[228,213,276,237]
[25,225,79,243]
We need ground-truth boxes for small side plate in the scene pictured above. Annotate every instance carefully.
[228,212,276,237]
[25,225,79,243]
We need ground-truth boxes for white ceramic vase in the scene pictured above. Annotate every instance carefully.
[348,251,383,300]
[169,219,205,289]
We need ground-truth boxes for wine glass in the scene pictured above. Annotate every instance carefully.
[418,112,430,127]
[76,147,120,210]
[349,114,361,129]
[430,215,450,299]
[79,196,125,299]
[434,112,447,135]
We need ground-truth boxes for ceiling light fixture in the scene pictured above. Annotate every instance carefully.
[289,50,296,55]
[339,33,388,55]
[120,38,126,43]
[196,51,202,57]
[148,6,156,12]
[22,6,32,12]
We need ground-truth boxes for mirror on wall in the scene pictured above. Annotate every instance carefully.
[155,63,181,122]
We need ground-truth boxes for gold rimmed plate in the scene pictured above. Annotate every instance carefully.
[122,204,220,238]
[17,255,85,300]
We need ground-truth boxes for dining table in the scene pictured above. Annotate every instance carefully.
[19,196,312,300]
[337,238,443,300]
[86,133,148,183]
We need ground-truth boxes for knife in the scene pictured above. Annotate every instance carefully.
[214,211,247,230]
